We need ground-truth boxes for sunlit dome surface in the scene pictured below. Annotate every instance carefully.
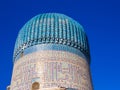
[14,13,90,61]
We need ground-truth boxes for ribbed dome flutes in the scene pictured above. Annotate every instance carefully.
[14,13,90,62]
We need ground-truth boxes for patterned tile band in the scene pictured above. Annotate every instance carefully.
[11,50,92,90]
[14,44,89,64]
[14,13,90,62]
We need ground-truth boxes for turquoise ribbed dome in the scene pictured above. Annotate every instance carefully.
[14,13,90,61]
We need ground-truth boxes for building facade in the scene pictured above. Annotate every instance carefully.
[8,13,93,90]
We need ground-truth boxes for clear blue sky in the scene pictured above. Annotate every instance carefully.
[0,0,120,89]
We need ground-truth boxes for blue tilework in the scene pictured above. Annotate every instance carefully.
[14,44,89,64]
[13,13,90,62]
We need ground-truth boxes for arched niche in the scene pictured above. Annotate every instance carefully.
[32,82,40,90]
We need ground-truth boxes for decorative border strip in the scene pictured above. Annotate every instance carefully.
[13,38,90,63]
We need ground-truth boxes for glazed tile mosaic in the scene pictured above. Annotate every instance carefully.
[9,13,93,90]
[10,51,92,90]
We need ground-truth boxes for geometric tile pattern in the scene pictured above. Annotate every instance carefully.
[13,13,90,62]
[14,44,89,63]
[10,50,92,90]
